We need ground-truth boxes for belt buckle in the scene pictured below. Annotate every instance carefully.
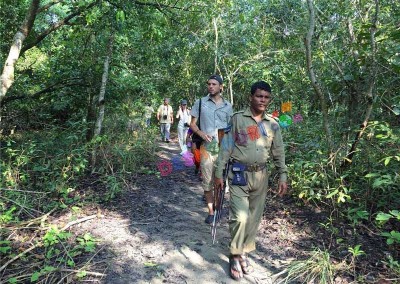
[248,164,256,172]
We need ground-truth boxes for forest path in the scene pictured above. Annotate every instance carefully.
[77,135,302,284]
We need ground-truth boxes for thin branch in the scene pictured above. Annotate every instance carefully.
[132,0,193,11]
[0,215,97,273]
[0,188,49,194]
[59,268,106,277]
[0,195,44,216]
[0,243,39,273]
[38,0,65,13]
[1,78,86,105]
[21,1,99,55]
[60,215,97,231]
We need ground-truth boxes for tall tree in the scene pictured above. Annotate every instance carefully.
[341,0,380,169]
[0,0,40,102]
[305,0,333,153]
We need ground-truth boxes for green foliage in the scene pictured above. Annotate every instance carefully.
[381,231,400,245]
[283,249,336,284]
[376,210,400,245]
[382,255,400,276]
[76,233,96,253]
[90,119,158,174]
[30,266,56,283]
[348,245,366,279]
[43,226,71,247]
[376,210,400,225]
[348,245,365,258]
[0,206,17,224]
[0,240,12,254]
[24,230,97,282]
[346,208,369,226]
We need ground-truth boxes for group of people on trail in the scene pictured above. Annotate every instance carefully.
[191,75,288,281]
[153,74,289,281]
[155,98,190,153]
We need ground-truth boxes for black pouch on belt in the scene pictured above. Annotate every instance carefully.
[231,162,247,186]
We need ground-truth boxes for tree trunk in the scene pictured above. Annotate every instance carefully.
[85,88,96,142]
[341,0,379,169]
[0,0,40,103]
[91,34,114,165]
[305,0,333,153]
[346,19,362,128]
[93,35,114,137]
[213,17,219,74]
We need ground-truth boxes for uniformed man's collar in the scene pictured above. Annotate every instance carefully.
[243,107,271,120]
[206,94,229,106]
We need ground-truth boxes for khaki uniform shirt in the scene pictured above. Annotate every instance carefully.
[215,108,287,182]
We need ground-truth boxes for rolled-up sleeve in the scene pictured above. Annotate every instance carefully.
[215,124,234,179]
[270,127,288,182]
[190,99,200,118]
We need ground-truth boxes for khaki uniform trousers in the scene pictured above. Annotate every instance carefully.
[228,168,269,255]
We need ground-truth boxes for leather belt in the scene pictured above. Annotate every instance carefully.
[231,160,266,172]
[245,164,266,172]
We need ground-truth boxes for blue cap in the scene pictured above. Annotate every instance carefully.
[209,74,223,85]
[181,100,187,105]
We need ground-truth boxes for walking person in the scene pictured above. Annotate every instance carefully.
[189,74,233,224]
[214,81,288,280]
[156,98,174,142]
[144,103,155,127]
[176,100,191,154]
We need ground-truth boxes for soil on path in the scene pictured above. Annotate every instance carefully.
[76,136,372,284]
[77,137,296,283]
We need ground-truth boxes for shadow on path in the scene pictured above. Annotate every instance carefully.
[77,135,318,283]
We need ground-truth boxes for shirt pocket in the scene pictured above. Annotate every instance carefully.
[263,130,274,149]
[234,129,248,146]
[215,109,230,126]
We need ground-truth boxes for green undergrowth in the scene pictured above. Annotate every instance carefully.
[0,121,159,282]
[281,117,400,282]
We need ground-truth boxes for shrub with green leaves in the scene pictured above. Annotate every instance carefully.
[283,248,338,284]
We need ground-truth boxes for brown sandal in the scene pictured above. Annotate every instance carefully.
[239,255,254,274]
[229,255,243,280]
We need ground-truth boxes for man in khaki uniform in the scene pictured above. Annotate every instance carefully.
[214,81,288,280]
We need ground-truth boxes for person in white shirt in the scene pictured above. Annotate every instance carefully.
[176,100,190,154]
[157,98,174,142]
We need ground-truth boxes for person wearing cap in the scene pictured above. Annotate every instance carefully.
[190,74,233,224]
[214,81,288,280]
[157,98,174,142]
[176,99,191,154]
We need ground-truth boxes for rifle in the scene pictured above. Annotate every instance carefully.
[211,161,229,244]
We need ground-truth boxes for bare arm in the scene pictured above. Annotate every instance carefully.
[190,116,212,142]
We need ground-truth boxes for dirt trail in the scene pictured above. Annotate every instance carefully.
[78,137,291,283]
